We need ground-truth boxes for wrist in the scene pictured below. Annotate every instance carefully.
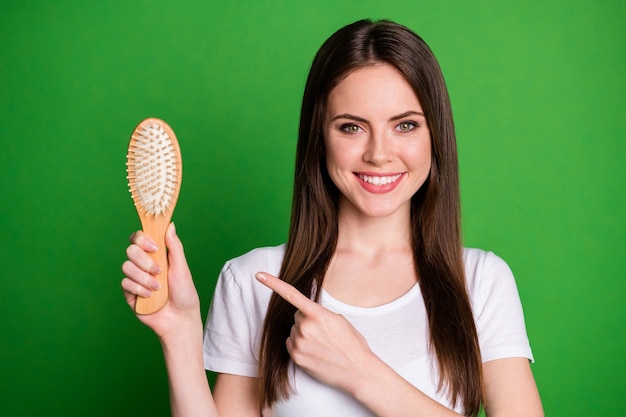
[159,314,204,352]
[344,350,386,398]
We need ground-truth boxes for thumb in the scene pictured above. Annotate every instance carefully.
[165,222,191,278]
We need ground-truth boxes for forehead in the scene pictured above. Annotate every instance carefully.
[327,64,423,116]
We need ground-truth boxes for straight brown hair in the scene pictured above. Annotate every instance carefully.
[258,19,483,416]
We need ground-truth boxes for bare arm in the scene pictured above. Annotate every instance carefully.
[213,374,262,417]
[161,331,261,417]
[348,355,543,417]
[160,319,218,417]
[348,355,466,417]
[482,358,544,417]
[121,224,260,417]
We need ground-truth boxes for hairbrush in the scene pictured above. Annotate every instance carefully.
[126,118,182,314]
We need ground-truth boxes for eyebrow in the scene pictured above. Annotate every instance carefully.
[330,110,425,123]
[390,110,425,121]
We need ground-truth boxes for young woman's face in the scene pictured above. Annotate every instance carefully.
[324,63,432,219]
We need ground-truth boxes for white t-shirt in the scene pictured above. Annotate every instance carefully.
[203,245,533,416]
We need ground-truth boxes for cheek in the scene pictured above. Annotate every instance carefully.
[422,145,433,171]
[406,141,432,171]
[325,141,354,171]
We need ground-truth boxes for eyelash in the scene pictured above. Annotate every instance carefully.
[339,123,362,134]
[338,121,419,134]
[396,121,419,132]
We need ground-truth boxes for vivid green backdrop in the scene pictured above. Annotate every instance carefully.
[1,0,624,415]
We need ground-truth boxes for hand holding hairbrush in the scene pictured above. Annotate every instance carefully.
[126,118,182,314]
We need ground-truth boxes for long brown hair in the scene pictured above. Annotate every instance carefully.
[258,19,482,416]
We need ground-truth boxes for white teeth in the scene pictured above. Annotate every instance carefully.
[358,173,402,186]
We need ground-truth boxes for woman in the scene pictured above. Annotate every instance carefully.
[122,19,544,417]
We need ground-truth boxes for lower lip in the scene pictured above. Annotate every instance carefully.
[355,173,405,194]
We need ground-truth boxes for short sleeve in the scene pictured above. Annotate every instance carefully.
[465,250,534,363]
[203,262,262,377]
[202,245,283,377]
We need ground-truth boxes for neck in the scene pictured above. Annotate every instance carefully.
[325,198,418,307]
[336,200,412,254]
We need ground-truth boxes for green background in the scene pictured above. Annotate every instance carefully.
[1,0,624,415]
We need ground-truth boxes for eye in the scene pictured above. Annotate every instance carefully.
[340,123,363,134]
[396,121,418,132]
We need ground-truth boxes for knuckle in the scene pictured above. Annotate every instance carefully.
[125,243,139,259]
[290,350,301,363]
[121,277,140,295]
[129,230,142,243]
[121,260,134,275]
[296,321,312,338]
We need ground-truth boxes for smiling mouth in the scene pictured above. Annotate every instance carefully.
[356,173,403,186]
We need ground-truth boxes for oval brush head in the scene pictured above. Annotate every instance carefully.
[126,118,182,314]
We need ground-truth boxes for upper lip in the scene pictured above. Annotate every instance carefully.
[355,172,404,186]
[355,171,404,177]
[354,171,405,176]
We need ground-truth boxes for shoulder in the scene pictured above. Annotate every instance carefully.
[462,248,512,281]
[216,244,286,298]
[462,247,518,302]
[223,244,286,276]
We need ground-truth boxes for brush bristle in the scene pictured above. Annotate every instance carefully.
[126,121,180,216]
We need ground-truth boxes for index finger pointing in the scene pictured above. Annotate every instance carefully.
[255,272,321,315]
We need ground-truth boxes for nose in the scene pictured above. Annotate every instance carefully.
[363,130,392,165]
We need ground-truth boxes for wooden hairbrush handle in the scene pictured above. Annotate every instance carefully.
[136,214,171,314]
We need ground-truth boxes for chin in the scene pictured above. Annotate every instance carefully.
[353,202,409,219]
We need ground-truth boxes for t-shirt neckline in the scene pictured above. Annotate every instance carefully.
[319,282,422,316]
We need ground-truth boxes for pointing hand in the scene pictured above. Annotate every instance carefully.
[256,272,375,393]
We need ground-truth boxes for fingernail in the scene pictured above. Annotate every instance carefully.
[255,272,267,282]
[147,241,158,252]
[170,222,177,236]
[151,280,161,290]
